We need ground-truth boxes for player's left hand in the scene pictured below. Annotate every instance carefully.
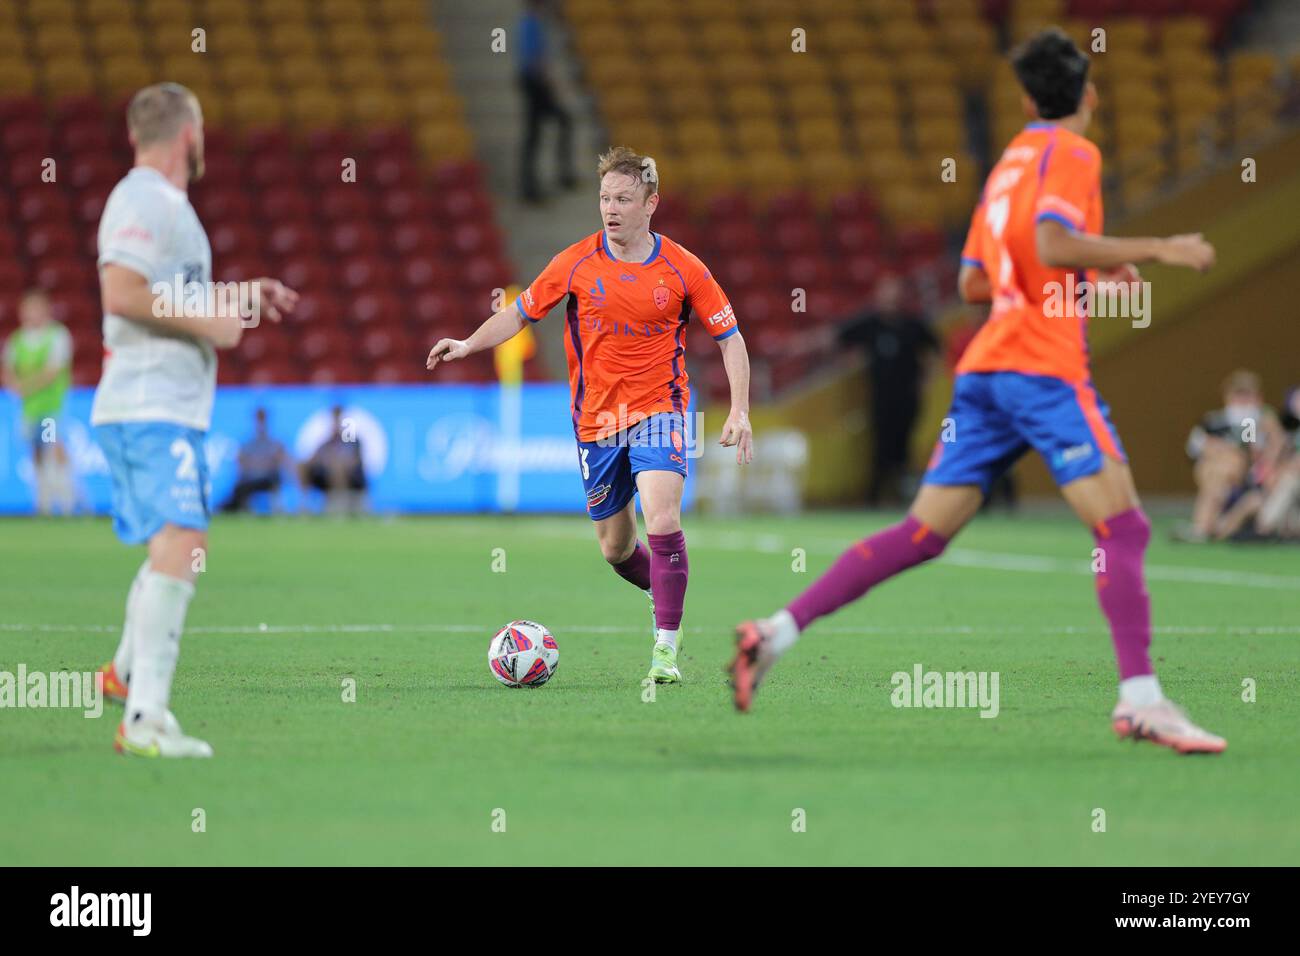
[719,409,753,464]
[251,278,300,323]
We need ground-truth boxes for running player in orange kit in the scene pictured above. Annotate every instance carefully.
[731,28,1227,754]
[428,147,753,684]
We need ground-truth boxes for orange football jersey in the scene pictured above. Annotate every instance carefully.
[517,231,736,441]
[957,122,1104,384]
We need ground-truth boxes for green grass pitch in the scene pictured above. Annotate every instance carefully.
[1,511,1296,865]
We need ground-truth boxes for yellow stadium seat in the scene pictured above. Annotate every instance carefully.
[913,116,965,153]
[416,120,473,162]
[320,0,372,27]
[785,84,840,120]
[1160,16,1211,53]
[665,85,722,122]
[101,56,160,97]
[772,55,831,87]
[84,0,136,26]
[676,119,728,154]
[347,86,407,127]
[287,87,345,129]
[409,87,466,128]
[217,56,274,90]
[712,53,765,86]
[852,117,905,150]
[374,0,430,30]
[201,0,255,26]
[908,84,963,117]
[32,26,87,59]
[390,57,452,92]
[648,54,708,88]
[725,84,779,120]
[694,20,757,57]
[0,61,37,95]
[42,57,97,97]
[229,87,288,127]
[793,117,844,154]
[261,0,312,24]
[820,19,875,57]
[0,31,27,60]
[734,119,784,153]
[599,86,653,123]
[336,56,391,91]
[92,25,148,59]
[324,25,381,58]
[26,0,79,26]
[160,53,214,90]
[611,121,671,159]
[265,24,319,59]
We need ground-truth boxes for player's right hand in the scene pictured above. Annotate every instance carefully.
[1158,233,1216,273]
[427,338,471,370]
[209,313,245,349]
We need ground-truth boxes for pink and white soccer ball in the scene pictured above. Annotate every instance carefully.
[488,620,559,687]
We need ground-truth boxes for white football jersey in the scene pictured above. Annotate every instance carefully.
[91,166,216,431]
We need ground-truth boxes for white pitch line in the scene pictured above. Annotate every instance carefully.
[3,622,1299,637]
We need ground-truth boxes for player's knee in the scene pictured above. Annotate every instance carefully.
[641,507,681,537]
[599,537,634,565]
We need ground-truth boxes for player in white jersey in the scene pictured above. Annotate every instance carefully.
[92,83,298,758]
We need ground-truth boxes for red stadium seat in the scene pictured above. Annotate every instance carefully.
[209,222,264,259]
[410,288,456,327]
[400,254,452,290]
[24,223,79,258]
[192,187,254,224]
[33,257,96,294]
[279,256,335,294]
[260,189,314,224]
[0,260,28,294]
[285,291,341,328]
[318,186,370,222]
[309,357,361,384]
[389,222,445,257]
[378,187,435,223]
[349,290,403,327]
[338,257,395,293]
[266,222,320,257]
[327,222,383,257]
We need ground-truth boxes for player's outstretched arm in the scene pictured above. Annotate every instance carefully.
[1036,221,1216,273]
[100,265,297,349]
[716,330,753,464]
[426,302,526,370]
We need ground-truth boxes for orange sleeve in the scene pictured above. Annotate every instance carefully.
[685,257,737,340]
[960,199,987,271]
[1036,141,1100,232]
[516,249,576,323]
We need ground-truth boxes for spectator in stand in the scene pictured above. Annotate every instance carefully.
[516,0,576,204]
[222,407,293,513]
[835,275,938,506]
[300,405,367,514]
[1176,370,1288,542]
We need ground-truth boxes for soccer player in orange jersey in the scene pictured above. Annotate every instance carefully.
[428,147,753,683]
[732,29,1227,754]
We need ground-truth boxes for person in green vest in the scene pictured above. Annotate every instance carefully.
[2,289,76,514]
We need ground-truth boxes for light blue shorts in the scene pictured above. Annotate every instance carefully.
[95,422,211,544]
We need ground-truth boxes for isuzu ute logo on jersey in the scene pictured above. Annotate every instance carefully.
[586,483,612,509]
[705,303,734,328]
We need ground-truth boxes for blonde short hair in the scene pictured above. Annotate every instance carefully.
[597,146,658,198]
[127,82,201,147]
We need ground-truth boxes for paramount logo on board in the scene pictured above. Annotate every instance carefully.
[0,666,102,718]
[49,886,151,936]
[890,664,1000,719]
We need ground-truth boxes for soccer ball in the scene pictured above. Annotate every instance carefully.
[488,620,559,688]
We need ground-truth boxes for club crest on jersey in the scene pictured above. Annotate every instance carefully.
[653,281,670,311]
